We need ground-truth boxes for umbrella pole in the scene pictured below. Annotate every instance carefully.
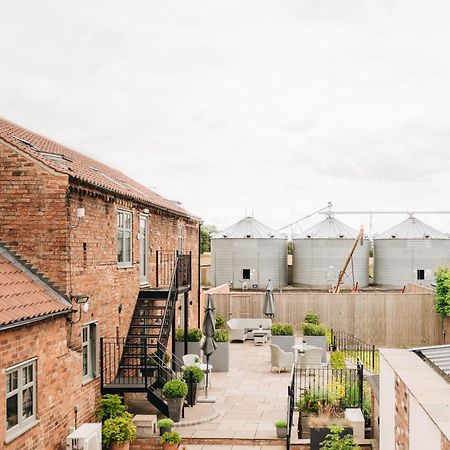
[205,356,209,398]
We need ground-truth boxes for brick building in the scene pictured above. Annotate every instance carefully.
[0,117,200,449]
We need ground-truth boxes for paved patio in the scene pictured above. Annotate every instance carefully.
[174,339,292,440]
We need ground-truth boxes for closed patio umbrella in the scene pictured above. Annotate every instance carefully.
[263,279,275,318]
[201,302,217,399]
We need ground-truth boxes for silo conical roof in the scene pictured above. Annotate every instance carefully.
[212,216,286,239]
[293,216,361,239]
[374,217,449,240]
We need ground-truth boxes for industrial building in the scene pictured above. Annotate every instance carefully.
[211,216,288,289]
[374,216,450,287]
[292,215,370,288]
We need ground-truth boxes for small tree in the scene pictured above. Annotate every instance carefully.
[200,224,218,254]
[435,268,450,318]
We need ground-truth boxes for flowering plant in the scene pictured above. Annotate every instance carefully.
[161,430,182,444]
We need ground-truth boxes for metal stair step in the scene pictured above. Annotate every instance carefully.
[129,324,161,329]
[133,314,163,320]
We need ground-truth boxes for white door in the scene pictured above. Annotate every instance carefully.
[139,215,148,285]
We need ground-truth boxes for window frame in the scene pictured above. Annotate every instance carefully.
[82,322,98,384]
[178,224,184,254]
[242,269,251,280]
[417,269,425,280]
[117,209,133,268]
[5,358,38,443]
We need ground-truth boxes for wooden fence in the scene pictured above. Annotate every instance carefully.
[211,287,450,348]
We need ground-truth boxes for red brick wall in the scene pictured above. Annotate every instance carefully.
[395,375,409,450]
[442,434,450,450]
[0,139,69,291]
[0,144,200,449]
[0,317,92,450]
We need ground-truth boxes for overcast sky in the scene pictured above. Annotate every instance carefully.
[1,1,450,235]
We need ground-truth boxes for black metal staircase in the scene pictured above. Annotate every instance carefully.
[100,252,192,416]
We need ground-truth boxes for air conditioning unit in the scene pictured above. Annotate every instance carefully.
[66,423,101,450]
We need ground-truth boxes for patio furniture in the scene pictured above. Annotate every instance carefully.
[227,318,272,342]
[253,329,270,345]
[181,354,213,388]
[270,344,294,372]
[292,344,324,368]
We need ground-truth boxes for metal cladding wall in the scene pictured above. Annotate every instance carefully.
[211,238,288,289]
[374,239,450,287]
[293,238,370,288]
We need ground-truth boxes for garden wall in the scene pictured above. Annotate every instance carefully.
[212,286,450,347]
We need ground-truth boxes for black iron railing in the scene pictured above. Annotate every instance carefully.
[332,330,379,374]
[286,365,296,450]
[295,363,364,438]
[156,251,176,287]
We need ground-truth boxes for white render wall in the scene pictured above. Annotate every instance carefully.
[379,354,396,450]
[409,395,441,450]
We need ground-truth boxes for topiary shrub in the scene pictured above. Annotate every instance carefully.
[215,314,225,329]
[175,328,203,342]
[162,379,188,399]
[302,323,327,336]
[271,323,294,336]
[182,365,205,383]
[304,312,319,325]
[214,329,229,342]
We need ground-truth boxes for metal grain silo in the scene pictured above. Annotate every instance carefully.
[211,217,288,289]
[293,216,370,288]
[374,217,450,287]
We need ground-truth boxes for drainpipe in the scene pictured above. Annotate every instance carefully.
[198,222,202,328]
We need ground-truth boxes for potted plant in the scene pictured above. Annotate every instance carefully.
[275,420,288,438]
[157,418,174,436]
[182,365,204,405]
[102,412,137,450]
[161,430,182,450]
[140,355,158,377]
[97,393,127,421]
[271,323,295,352]
[215,314,225,329]
[207,329,230,372]
[175,328,203,369]
[162,379,188,422]
[302,313,328,362]
[318,425,359,450]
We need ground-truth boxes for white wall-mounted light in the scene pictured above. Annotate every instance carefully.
[76,207,85,219]
[143,208,149,214]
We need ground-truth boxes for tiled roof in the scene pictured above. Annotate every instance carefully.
[0,117,196,219]
[0,246,71,329]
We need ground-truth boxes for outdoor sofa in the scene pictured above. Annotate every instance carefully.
[227,318,272,342]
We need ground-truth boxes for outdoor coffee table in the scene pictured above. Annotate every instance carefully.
[253,329,270,345]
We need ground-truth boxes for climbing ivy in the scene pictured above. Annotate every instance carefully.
[435,268,450,318]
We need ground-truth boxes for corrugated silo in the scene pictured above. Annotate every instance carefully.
[211,217,288,289]
[374,217,450,287]
[293,216,370,288]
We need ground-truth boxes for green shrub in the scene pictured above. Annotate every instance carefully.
[182,365,205,383]
[141,355,158,366]
[175,328,203,342]
[161,430,182,444]
[162,379,188,399]
[214,329,229,342]
[330,352,346,369]
[302,323,327,336]
[304,312,319,325]
[215,314,225,329]
[297,389,327,414]
[96,394,127,421]
[157,418,174,428]
[435,268,450,317]
[271,323,294,336]
[102,412,136,446]
[275,420,287,428]
[320,425,360,449]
